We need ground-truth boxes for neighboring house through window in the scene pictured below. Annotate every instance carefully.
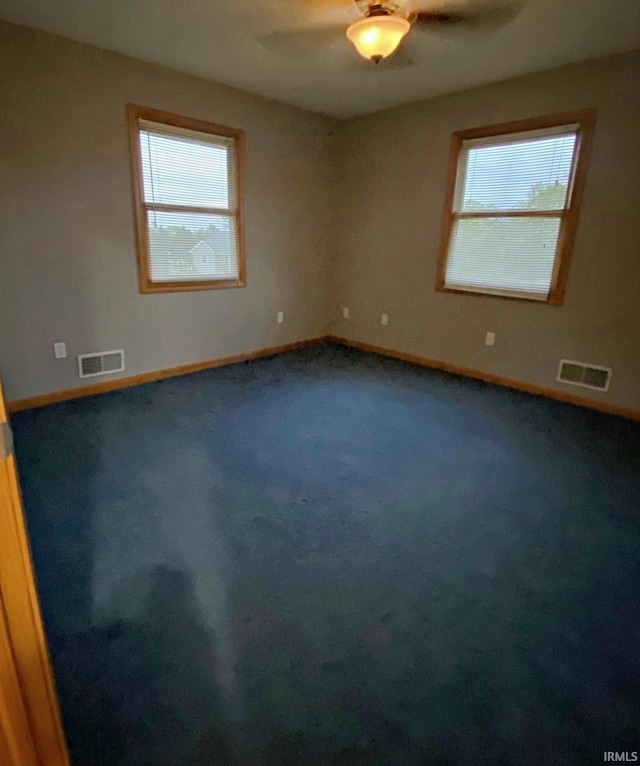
[436,110,595,305]
[127,104,245,293]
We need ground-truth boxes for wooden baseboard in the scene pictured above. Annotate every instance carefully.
[7,337,329,413]
[9,334,639,422]
[328,335,640,422]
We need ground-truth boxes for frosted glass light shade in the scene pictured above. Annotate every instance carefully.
[346,15,411,60]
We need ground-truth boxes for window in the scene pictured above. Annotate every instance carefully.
[436,110,595,305]
[127,104,245,293]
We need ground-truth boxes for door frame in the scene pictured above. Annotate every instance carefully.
[0,375,70,766]
[0,587,41,766]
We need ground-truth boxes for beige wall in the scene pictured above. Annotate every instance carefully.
[1,19,639,411]
[0,21,336,401]
[332,51,640,410]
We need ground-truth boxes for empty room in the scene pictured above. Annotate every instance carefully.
[0,0,639,764]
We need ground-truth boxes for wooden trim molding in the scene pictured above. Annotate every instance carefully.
[0,377,70,766]
[6,335,640,421]
[327,336,640,422]
[0,456,71,766]
[7,334,638,422]
[126,103,247,295]
[7,337,329,412]
[436,109,596,306]
[0,591,41,766]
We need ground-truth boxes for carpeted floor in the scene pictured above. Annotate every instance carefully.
[11,342,640,765]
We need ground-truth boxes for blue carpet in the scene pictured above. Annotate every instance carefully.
[11,342,640,765]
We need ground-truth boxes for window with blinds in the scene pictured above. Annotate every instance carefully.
[127,105,245,293]
[437,111,595,305]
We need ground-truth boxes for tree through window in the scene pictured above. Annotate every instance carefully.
[436,111,595,305]
[127,105,245,294]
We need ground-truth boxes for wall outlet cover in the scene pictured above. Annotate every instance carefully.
[54,342,67,359]
[342,307,350,319]
[277,311,284,324]
[381,314,389,326]
[485,332,496,347]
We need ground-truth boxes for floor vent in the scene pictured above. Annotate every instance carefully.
[557,359,611,392]
[78,350,125,379]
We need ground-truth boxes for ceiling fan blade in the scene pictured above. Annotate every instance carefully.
[412,0,524,30]
[258,25,344,58]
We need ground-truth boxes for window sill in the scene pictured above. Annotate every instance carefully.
[140,278,247,294]
[436,283,564,305]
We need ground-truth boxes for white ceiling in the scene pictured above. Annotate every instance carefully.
[1,0,639,118]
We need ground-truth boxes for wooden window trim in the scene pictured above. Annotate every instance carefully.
[126,104,246,294]
[435,109,596,306]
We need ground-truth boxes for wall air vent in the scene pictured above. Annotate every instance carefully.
[557,359,611,392]
[78,350,125,379]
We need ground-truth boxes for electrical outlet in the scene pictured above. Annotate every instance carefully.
[277,311,284,324]
[54,342,67,359]
[485,332,496,347]
[342,307,350,319]
[381,313,389,326]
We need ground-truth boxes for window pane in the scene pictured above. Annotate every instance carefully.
[456,134,577,213]
[146,211,238,282]
[140,130,234,209]
[445,216,562,297]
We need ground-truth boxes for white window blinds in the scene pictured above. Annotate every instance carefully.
[444,125,580,300]
[138,119,240,283]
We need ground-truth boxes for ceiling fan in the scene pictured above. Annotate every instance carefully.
[261,0,524,66]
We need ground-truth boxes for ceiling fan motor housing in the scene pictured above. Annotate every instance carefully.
[365,3,393,17]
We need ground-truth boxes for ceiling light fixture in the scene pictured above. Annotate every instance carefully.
[346,13,410,63]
